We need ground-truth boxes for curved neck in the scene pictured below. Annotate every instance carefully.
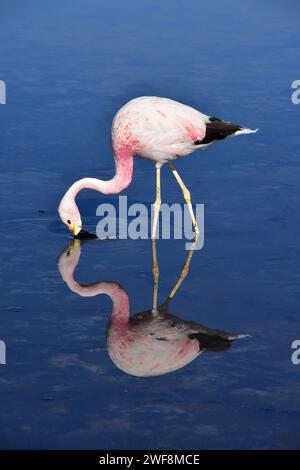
[58,243,130,324]
[63,147,133,202]
[70,280,130,324]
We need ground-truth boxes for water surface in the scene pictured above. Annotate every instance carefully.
[0,0,300,450]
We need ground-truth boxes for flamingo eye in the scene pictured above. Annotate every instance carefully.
[67,220,71,224]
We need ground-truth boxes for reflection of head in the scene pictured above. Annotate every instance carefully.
[58,241,247,378]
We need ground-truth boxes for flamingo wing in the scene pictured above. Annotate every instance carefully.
[112,96,209,163]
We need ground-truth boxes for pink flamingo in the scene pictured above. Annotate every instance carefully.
[58,96,258,238]
[58,240,246,377]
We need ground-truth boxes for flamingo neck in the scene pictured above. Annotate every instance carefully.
[64,147,133,202]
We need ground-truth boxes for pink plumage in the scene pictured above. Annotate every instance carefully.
[112,96,208,165]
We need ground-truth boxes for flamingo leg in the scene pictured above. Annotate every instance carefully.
[168,162,199,235]
[151,166,161,313]
[167,234,199,300]
[151,165,161,239]
[152,239,159,313]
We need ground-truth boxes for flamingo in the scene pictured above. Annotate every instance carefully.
[58,96,258,239]
[58,239,247,377]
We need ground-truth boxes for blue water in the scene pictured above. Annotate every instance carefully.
[1,0,300,450]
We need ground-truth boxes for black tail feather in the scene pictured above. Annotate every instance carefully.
[199,117,242,145]
[188,332,232,352]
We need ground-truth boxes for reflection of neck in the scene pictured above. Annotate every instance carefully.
[72,280,129,323]
[59,249,129,324]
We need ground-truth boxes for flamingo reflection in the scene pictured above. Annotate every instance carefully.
[58,240,247,377]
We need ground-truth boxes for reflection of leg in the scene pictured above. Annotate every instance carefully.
[168,162,199,235]
[152,238,159,313]
[152,165,161,313]
[167,233,199,300]
[151,165,161,239]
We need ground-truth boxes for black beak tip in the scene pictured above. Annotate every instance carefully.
[74,229,97,240]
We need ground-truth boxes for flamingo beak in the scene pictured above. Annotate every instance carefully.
[66,222,97,239]
[74,229,97,240]
[67,222,82,237]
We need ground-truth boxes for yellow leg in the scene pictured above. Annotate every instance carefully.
[168,162,199,235]
[152,238,159,313]
[152,166,161,312]
[167,233,199,300]
[151,166,161,239]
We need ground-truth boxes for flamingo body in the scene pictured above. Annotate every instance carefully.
[112,96,208,165]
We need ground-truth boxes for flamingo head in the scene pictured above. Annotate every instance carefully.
[58,197,97,239]
[57,239,81,281]
[58,198,83,237]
